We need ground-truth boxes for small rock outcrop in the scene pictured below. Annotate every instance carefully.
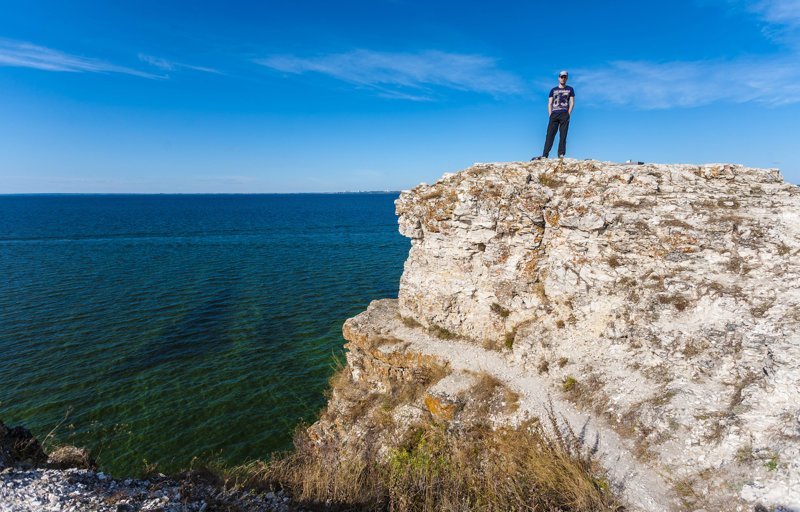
[310,159,800,511]
[0,421,46,469]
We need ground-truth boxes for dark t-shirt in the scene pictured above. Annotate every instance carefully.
[549,85,575,113]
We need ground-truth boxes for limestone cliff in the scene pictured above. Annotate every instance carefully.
[310,159,800,511]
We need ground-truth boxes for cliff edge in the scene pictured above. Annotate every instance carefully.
[312,159,800,511]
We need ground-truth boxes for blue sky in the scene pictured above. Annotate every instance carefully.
[1,0,799,192]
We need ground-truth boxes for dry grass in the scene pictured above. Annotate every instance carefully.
[725,255,747,274]
[659,218,694,229]
[601,389,676,461]
[538,359,550,374]
[421,188,444,200]
[325,355,451,430]
[463,372,520,416]
[750,299,775,319]
[365,336,405,350]
[698,374,760,445]
[681,340,707,358]
[192,312,625,512]
[657,293,689,312]
[384,419,619,512]
[674,478,700,509]
[716,214,747,225]
[538,173,565,188]
[695,198,741,210]
[386,365,452,412]
[399,315,422,328]
[503,329,516,350]
[245,415,620,512]
[221,352,620,512]
[735,444,754,464]
[47,445,95,470]
[729,372,759,410]
[490,303,510,318]
[606,255,622,268]
[429,324,458,340]
[235,432,387,510]
[533,281,549,305]
[562,376,577,393]
[631,220,652,234]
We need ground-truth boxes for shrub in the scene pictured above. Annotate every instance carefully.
[764,454,779,471]
[399,315,423,328]
[47,445,95,470]
[490,303,510,318]
[503,330,516,350]
[430,324,458,340]
[538,359,550,374]
[538,173,565,188]
[658,294,689,312]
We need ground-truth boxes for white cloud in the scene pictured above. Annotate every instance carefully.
[574,56,800,109]
[0,38,162,79]
[138,53,220,74]
[709,0,800,42]
[748,0,800,27]
[576,1,800,109]
[256,49,524,99]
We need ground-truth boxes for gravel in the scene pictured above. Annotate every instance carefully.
[0,466,290,512]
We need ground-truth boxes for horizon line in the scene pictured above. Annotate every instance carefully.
[0,190,403,196]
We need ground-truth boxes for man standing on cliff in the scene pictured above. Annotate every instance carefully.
[532,71,575,160]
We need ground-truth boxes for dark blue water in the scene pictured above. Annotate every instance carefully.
[0,194,408,475]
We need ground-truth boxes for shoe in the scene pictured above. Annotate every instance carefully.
[558,154,565,159]
[530,156,545,161]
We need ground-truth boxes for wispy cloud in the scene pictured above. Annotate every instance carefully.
[256,49,524,100]
[138,53,220,74]
[577,1,800,109]
[710,0,800,42]
[0,38,162,79]
[746,0,800,27]
[574,56,800,109]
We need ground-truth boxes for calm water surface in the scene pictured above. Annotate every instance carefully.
[0,194,408,474]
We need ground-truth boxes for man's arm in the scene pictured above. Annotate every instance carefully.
[568,96,574,115]
[548,96,553,116]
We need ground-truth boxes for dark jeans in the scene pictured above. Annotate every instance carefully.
[542,111,570,157]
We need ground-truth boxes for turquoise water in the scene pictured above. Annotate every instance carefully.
[0,193,408,475]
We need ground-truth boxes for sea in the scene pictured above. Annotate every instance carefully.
[0,193,409,475]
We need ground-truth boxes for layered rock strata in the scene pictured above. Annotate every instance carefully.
[312,159,800,511]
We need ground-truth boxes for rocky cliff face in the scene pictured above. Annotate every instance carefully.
[311,159,800,511]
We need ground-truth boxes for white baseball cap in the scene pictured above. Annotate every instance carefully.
[559,70,569,77]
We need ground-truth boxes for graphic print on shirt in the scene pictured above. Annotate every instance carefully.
[550,86,574,113]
